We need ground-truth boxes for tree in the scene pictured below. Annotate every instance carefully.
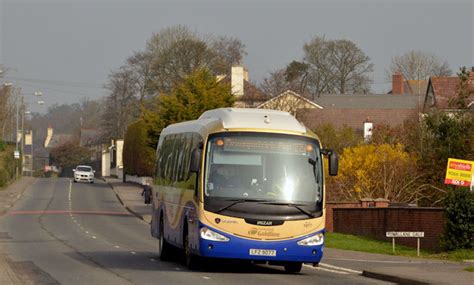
[146,25,246,94]
[330,144,423,203]
[285,61,310,95]
[211,36,247,75]
[50,141,93,168]
[260,69,295,97]
[101,67,139,141]
[123,119,155,177]
[449,66,471,110]
[143,68,234,147]
[388,50,452,81]
[302,37,373,95]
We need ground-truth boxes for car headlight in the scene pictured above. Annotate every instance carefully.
[200,227,229,242]
[297,233,324,246]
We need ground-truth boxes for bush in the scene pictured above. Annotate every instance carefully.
[0,141,6,151]
[0,168,9,187]
[440,188,474,251]
[123,119,155,177]
[329,143,421,202]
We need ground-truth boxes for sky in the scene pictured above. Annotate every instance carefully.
[0,0,473,113]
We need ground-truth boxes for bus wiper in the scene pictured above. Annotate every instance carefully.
[216,198,269,213]
[259,202,316,218]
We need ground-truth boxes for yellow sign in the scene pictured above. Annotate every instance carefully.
[444,158,474,187]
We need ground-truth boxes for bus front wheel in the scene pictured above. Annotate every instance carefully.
[158,217,173,261]
[284,262,302,273]
[184,230,200,269]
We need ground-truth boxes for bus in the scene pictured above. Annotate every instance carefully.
[150,108,338,273]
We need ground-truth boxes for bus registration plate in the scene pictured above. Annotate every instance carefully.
[249,249,276,256]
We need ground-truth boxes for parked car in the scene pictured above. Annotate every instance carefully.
[73,165,95,183]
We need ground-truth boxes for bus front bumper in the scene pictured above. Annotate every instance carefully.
[197,224,324,263]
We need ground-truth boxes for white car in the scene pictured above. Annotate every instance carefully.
[73,165,95,183]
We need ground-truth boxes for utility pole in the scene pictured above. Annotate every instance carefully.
[15,88,20,179]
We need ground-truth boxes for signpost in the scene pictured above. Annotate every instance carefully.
[444,158,474,191]
[386,231,424,256]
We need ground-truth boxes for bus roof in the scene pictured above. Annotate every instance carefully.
[199,108,307,133]
[160,108,308,137]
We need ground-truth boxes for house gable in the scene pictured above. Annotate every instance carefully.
[256,90,323,115]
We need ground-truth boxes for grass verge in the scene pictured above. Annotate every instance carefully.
[325,232,474,262]
[464,266,474,272]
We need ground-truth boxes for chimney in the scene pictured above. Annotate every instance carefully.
[392,73,404,95]
[231,66,246,97]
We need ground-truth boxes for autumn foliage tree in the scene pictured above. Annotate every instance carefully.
[50,142,93,168]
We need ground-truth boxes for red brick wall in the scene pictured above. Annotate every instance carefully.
[325,202,361,232]
[333,207,445,251]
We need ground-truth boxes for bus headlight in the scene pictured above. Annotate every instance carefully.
[297,233,324,246]
[200,227,229,242]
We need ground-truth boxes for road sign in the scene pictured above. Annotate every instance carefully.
[386,232,424,256]
[13,150,20,159]
[386,232,424,238]
[444,158,474,188]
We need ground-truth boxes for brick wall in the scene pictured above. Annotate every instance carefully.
[333,207,445,251]
[325,202,361,232]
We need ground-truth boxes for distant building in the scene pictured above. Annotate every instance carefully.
[423,68,474,111]
[44,125,74,148]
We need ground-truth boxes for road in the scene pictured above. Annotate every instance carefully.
[0,178,386,284]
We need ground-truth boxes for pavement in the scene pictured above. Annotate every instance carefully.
[103,177,152,224]
[103,176,474,285]
[0,176,37,284]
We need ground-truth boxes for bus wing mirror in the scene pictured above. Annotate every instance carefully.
[323,149,339,176]
[190,148,202,173]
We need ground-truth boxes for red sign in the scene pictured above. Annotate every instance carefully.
[449,161,472,172]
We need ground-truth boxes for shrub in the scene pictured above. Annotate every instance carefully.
[440,188,474,251]
[123,119,155,177]
[329,143,421,202]
[0,141,6,151]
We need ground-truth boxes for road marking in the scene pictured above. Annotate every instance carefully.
[175,267,181,271]
[130,251,136,255]
[303,265,348,275]
[92,236,97,239]
[85,231,89,234]
[8,210,132,216]
[150,258,156,262]
[202,276,211,280]
[115,245,120,248]
[324,257,445,264]
[319,263,362,274]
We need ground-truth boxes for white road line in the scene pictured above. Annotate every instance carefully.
[115,245,120,248]
[202,276,211,280]
[324,257,444,264]
[319,263,362,274]
[92,236,97,239]
[130,251,136,255]
[303,265,348,275]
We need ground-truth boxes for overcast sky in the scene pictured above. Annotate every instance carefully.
[1,0,473,112]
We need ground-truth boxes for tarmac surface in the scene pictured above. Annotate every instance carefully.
[0,177,389,284]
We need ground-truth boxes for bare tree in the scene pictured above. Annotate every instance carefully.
[211,36,247,75]
[260,69,294,97]
[303,37,373,95]
[145,25,247,94]
[388,50,452,80]
[101,67,139,140]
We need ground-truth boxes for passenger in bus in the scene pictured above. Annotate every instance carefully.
[209,165,241,190]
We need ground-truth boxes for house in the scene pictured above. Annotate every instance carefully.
[388,73,428,96]
[423,67,474,111]
[225,66,268,108]
[257,90,322,116]
[44,125,74,148]
[255,74,421,131]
